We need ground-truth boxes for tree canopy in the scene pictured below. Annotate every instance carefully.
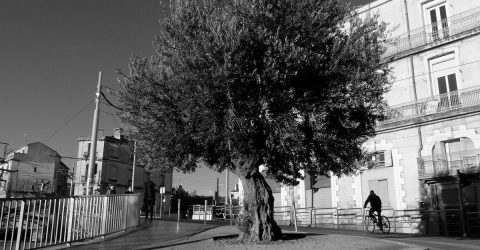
[118,0,390,185]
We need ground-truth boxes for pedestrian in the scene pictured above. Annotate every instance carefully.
[106,184,116,194]
[143,180,156,222]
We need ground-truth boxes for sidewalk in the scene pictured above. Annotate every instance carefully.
[63,219,480,250]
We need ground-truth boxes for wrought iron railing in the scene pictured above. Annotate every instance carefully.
[418,150,480,179]
[384,6,480,57]
[0,194,140,250]
[380,86,480,124]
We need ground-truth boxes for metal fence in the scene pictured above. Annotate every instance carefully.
[384,6,480,57]
[380,86,480,124]
[0,194,140,250]
[418,150,480,179]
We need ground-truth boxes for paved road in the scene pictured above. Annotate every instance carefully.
[66,220,218,250]
[64,220,480,250]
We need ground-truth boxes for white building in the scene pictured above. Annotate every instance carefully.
[236,0,480,235]
[74,128,173,212]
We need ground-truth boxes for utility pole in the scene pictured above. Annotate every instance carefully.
[131,140,137,192]
[86,71,102,195]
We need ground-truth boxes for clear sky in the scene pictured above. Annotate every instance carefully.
[0,0,373,196]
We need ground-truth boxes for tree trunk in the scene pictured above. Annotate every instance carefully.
[232,157,282,242]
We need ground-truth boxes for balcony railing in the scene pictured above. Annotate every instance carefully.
[418,150,480,179]
[380,85,480,124]
[384,6,480,58]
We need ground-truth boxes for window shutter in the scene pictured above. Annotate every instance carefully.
[385,150,393,167]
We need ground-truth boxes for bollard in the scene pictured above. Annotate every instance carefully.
[177,199,181,223]
[204,200,207,224]
[229,204,233,226]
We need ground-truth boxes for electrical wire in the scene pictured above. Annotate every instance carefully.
[389,58,480,84]
[44,100,94,143]
[100,92,124,111]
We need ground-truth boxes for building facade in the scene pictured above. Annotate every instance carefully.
[232,0,480,235]
[0,142,69,198]
[321,0,480,235]
[74,128,173,212]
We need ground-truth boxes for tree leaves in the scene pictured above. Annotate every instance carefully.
[117,0,390,184]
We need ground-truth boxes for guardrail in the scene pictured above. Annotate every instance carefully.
[213,205,241,222]
[273,206,291,226]
[383,6,480,57]
[417,149,480,179]
[0,194,140,250]
[466,211,480,236]
[381,86,480,125]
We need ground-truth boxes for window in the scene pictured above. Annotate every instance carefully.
[158,175,165,187]
[369,151,392,168]
[429,53,460,109]
[83,143,91,159]
[107,166,118,182]
[437,73,459,108]
[426,3,449,40]
[33,167,37,173]
[368,179,390,207]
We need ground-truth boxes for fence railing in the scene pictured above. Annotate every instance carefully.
[283,207,478,236]
[380,86,480,124]
[188,204,242,222]
[0,194,140,250]
[417,150,480,179]
[383,6,480,57]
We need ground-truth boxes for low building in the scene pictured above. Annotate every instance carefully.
[0,142,69,198]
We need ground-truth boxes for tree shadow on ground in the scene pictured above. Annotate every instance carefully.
[214,232,322,242]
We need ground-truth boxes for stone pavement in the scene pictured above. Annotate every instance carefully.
[61,220,480,250]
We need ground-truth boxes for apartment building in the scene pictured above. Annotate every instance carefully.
[321,0,480,235]
[0,142,69,197]
[73,128,173,209]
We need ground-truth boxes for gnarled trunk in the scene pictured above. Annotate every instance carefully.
[232,158,282,242]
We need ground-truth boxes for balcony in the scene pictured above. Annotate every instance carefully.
[418,150,480,180]
[384,6,480,58]
[380,85,480,125]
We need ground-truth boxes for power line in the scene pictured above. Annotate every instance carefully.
[44,100,94,143]
[389,58,480,84]
[100,92,124,111]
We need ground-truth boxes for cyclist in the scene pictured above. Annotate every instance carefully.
[364,190,382,228]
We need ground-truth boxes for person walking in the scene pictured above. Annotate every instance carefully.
[106,184,116,194]
[364,190,382,228]
[143,180,156,222]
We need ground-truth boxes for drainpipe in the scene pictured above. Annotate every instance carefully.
[404,0,426,211]
[404,0,412,50]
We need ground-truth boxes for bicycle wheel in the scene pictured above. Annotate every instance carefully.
[364,216,375,232]
[380,216,390,234]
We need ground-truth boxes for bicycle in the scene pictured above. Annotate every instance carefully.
[364,210,390,234]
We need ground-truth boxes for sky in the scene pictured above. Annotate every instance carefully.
[0,0,373,195]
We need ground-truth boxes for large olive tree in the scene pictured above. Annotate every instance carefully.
[117,0,389,242]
